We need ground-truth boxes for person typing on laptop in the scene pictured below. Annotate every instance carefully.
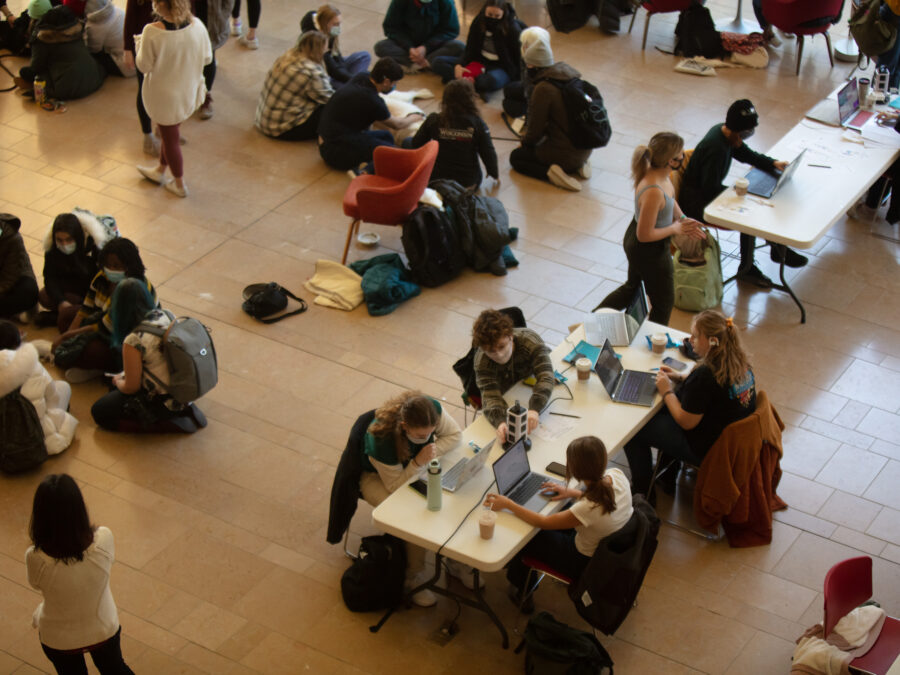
[472,309,554,446]
[484,436,633,612]
[623,311,756,504]
[679,99,806,289]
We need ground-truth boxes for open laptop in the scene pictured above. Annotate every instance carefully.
[806,78,874,131]
[588,282,649,347]
[441,440,494,492]
[593,339,657,407]
[491,438,561,511]
[745,148,807,199]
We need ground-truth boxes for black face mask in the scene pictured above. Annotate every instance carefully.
[484,17,500,30]
[738,128,755,140]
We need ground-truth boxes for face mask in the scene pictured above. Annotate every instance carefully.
[488,339,514,365]
[738,128,755,140]
[329,25,340,37]
[485,17,500,29]
[104,268,125,283]
[58,242,77,255]
[406,432,432,445]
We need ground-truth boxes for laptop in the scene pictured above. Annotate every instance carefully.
[491,438,561,511]
[441,440,494,492]
[588,282,649,347]
[593,339,657,407]
[745,148,807,199]
[806,78,875,131]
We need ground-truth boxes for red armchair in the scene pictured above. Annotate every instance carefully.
[761,0,844,75]
[340,140,438,264]
[629,0,695,51]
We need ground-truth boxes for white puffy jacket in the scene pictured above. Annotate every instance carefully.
[84,0,134,77]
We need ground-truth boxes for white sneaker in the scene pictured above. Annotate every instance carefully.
[547,164,581,192]
[137,164,168,185]
[577,162,592,180]
[444,559,485,590]
[239,35,259,49]
[65,368,103,384]
[230,18,242,36]
[165,180,189,198]
[405,572,438,607]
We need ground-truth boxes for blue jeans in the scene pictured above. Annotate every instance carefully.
[877,4,900,90]
[624,407,704,496]
[318,130,395,171]
[331,51,371,90]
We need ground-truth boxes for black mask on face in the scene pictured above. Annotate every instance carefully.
[484,17,500,29]
[738,128,755,140]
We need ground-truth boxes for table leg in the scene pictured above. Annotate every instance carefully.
[771,259,806,324]
[715,0,761,34]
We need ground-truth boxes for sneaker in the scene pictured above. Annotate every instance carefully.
[142,133,160,157]
[137,165,168,185]
[444,559,486,590]
[577,162,592,180]
[736,264,773,289]
[199,95,213,120]
[547,164,581,192]
[847,202,877,222]
[238,34,259,49]
[230,18,242,35]
[65,368,103,384]
[770,244,807,268]
[165,180,189,198]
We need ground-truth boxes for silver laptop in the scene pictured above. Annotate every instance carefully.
[590,282,649,347]
[441,440,494,492]
[593,339,657,407]
[745,148,807,200]
[491,438,560,511]
[807,78,875,131]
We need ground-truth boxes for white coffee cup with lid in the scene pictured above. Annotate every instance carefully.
[734,177,749,196]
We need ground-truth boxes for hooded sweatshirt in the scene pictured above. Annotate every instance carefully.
[84,0,132,76]
[0,215,36,297]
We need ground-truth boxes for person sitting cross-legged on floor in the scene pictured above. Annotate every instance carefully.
[373,0,464,71]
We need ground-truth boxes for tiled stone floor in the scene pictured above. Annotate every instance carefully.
[1,0,899,672]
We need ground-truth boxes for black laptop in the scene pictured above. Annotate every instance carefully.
[593,339,657,407]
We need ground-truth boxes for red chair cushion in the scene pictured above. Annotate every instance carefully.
[851,616,900,675]
[521,556,575,585]
[343,175,402,219]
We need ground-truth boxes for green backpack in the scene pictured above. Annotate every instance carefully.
[850,0,898,59]
[673,232,723,312]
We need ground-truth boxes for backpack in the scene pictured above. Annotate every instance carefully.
[673,231,723,312]
[550,77,612,150]
[0,389,48,474]
[850,0,898,59]
[340,535,406,612]
[401,205,465,288]
[519,611,614,675]
[546,0,593,33]
[674,1,723,59]
[241,282,308,323]
[138,310,218,405]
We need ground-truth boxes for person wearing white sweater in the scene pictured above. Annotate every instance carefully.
[0,320,77,456]
[135,0,211,197]
[26,474,133,674]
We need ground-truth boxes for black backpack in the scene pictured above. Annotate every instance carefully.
[518,611,614,674]
[401,205,465,288]
[547,0,593,32]
[551,78,612,150]
[0,389,48,474]
[341,535,406,612]
[674,1,723,59]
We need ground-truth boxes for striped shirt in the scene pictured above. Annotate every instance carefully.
[77,272,157,333]
[255,51,334,137]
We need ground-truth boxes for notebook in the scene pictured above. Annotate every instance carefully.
[745,149,807,200]
[491,438,560,511]
[441,440,494,492]
[585,282,649,347]
[593,339,657,407]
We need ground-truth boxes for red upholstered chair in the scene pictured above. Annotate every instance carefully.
[628,0,694,51]
[761,0,844,75]
[823,556,900,674]
[340,140,438,265]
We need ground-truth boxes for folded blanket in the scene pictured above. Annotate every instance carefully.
[304,260,364,311]
[791,636,851,675]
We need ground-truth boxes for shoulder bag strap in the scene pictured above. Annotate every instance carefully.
[258,287,308,324]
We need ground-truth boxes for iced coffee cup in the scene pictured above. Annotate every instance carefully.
[575,357,592,381]
[479,509,497,540]
[651,333,667,354]
[734,177,749,196]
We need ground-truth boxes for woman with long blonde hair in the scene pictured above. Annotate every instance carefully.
[624,310,757,501]
[595,132,705,325]
[300,3,371,89]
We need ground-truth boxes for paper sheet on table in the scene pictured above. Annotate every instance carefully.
[533,413,578,442]
[860,118,900,147]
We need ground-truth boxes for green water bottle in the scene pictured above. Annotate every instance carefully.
[426,459,442,511]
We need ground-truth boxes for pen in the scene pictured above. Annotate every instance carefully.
[649,367,660,371]
[749,197,775,208]
[549,412,581,419]
[808,164,831,168]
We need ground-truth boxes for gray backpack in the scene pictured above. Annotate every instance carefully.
[138,311,217,404]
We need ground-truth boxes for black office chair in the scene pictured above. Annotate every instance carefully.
[326,409,376,559]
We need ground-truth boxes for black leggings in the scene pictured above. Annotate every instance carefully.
[231,0,260,28]
[135,69,151,134]
[203,55,216,92]
[41,627,134,675]
[596,217,674,325]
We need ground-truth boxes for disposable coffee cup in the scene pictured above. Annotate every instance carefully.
[479,509,496,540]
[651,333,667,354]
[575,357,592,381]
[859,78,871,106]
[734,177,749,196]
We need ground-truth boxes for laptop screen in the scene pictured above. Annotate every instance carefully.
[837,78,859,125]
[492,438,530,495]
[624,282,649,342]
[593,340,622,396]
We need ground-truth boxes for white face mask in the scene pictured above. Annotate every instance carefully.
[487,339,514,365]
[57,242,77,255]
[406,431,432,445]
[330,25,341,37]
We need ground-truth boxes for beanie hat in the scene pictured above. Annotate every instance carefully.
[726,99,759,133]
[520,26,553,68]
[27,0,52,19]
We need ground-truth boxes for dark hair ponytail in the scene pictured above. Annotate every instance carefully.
[566,436,617,515]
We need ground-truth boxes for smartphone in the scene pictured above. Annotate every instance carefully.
[662,356,687,371]
[409,480,427,497]
[545,461,567,478]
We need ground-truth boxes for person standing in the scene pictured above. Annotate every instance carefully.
[27,474,134,675]
[123,0,159,155]
[229,0,259,48]
[374,0,464,71]
[193,0,233,119]
[135,0,212,197]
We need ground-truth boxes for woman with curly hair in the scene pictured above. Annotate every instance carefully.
[624,310,757,500]
[359,390,462,606]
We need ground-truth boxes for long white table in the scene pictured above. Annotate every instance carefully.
[704,114,900,323]
[371,318,690,646]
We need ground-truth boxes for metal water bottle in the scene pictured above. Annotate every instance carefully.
[426,459,442,511]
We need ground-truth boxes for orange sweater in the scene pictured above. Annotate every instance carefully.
[693,391,788,547]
